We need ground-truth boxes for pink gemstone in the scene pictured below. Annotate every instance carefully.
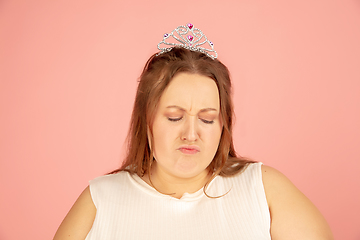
[187,23,193,29]
[187,35,193,41]
[189,43,192,46]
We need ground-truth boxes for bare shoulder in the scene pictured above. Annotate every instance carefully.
[261,165,334,240]
[53,186,96,240]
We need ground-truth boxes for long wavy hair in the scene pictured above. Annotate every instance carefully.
[110,47,254,185]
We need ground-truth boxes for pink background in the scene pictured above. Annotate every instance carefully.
[1,1,359,239]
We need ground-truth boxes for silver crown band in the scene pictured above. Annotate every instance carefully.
[157,23,218,60]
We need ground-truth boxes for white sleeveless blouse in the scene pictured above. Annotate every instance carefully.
[85,162,271,240]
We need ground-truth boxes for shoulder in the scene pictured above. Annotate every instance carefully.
[53,186,96,240]
[89,172,131,207]
[90,171,129,186]
[219,162,263,185]
[53,172,131,240]
[261,165,291,202]
[261,165,334,240]
[260,165,312,210]
[89,171,130,194]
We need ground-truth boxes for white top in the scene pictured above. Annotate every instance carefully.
[85,162,271,240]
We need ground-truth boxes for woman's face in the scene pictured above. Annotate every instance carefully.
[151,72,223,180]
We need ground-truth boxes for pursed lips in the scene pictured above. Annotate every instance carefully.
[177,145,200,154]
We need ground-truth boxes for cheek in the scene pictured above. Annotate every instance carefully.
[204,124,222,148]
[152,120,178,155]
[153,121,173,141]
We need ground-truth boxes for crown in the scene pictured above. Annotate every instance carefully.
[157,23,218,60]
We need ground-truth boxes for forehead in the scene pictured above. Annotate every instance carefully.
[158,73,220,112]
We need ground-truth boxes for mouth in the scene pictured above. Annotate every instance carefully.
[178,145,200,154]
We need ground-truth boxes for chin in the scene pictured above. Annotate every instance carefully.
[173,165,208,179]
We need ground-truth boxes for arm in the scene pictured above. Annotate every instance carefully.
[262,165,334,240]
[53,186,96,240]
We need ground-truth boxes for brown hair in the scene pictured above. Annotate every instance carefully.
[110,47,255,183]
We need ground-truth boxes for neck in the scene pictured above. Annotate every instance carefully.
[141,162,211,199]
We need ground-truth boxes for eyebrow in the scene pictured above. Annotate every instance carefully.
[166,105,218,113]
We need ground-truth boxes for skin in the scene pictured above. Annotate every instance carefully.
[262,165,334,239]
[53,186,96,240]
[53,72,333,240]
[142,73,223,198]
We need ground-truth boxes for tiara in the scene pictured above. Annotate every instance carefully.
[157,23,218,60]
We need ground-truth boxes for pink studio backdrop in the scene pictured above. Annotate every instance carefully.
[1,1,359,239]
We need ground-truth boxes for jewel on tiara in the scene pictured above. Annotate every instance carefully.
[157,23,218,60]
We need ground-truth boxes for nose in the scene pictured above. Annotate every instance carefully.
[181,116,199,142]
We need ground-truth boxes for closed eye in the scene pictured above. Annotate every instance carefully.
[201,119,214,124]
[168,117,183,122]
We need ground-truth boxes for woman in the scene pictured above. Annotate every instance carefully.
[54,24,333,239]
